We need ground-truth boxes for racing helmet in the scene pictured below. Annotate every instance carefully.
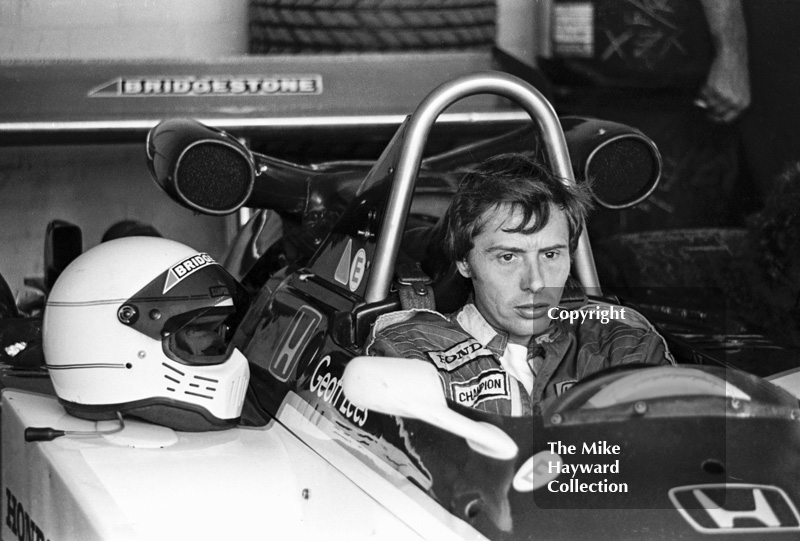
[43,237,250,431]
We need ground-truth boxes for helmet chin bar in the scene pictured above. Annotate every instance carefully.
[51,347,251,432]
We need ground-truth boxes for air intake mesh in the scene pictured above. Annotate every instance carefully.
[177,144,252,212]
[588,138,655,207]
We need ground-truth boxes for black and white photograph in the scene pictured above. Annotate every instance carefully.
[1,1,799,539]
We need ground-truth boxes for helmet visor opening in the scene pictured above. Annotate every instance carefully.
[164,308,237,365]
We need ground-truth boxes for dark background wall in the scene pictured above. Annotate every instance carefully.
[0,144,234,296]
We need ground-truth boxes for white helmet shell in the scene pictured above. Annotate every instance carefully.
[43,237,250,431]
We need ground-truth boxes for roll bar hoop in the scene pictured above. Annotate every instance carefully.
[364,71,601,304]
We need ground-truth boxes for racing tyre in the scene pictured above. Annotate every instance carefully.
[249,0,497,54]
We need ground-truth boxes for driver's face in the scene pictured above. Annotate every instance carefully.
[456,204,571,345]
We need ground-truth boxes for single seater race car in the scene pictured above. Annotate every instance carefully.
[2,71,800,540]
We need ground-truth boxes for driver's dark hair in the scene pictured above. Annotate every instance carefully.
[442,153,593,262]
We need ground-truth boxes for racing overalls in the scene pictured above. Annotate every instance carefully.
[366,302,675,416]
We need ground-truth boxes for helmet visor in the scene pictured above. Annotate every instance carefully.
[164,306,238,365]
[121,253,249,365]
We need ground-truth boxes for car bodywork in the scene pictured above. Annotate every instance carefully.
[2,60,800,540]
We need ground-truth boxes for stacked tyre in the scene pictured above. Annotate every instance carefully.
[249,0,497,54]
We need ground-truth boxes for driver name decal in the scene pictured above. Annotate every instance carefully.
[309,356,368,427]
[450,369,509,407]
[163,253,216,293]
[427,339,491,372]
[88,75,323,97]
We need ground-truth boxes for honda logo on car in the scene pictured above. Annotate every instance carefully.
[6,488,49,541]
[310,355,368,427]
[669,484,800,533]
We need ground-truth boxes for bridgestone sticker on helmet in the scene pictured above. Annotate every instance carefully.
[163,253,217,293]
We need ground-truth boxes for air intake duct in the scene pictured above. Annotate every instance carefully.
[147,119,255,215]
[561,116,662,209]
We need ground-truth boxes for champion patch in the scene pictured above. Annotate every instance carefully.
[163,253,216,293]
[450,370,509,407]
[427,339,491,372]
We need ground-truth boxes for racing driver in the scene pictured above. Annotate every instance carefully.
[366,153,674,416]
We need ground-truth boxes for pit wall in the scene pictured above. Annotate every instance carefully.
[0,144,235,299]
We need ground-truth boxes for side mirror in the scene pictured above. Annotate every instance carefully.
[561,116,662,209]
[342,356,518,460]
